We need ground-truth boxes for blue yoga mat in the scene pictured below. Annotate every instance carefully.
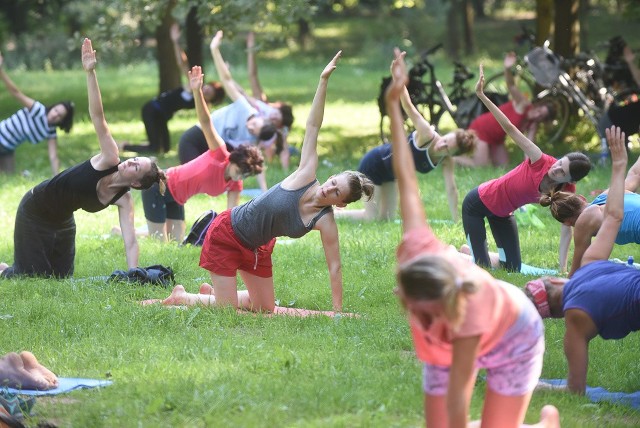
[540,379,640,409]
[519,263,558,276]
[5,377,113,396]
[240,188,262,198]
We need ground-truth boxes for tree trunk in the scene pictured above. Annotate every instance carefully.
[579,0,590,49]
[535,0,553,47]
[463,0,475,55]
[185,6,204,71]
[446,0,461,59]
[554,0,580,57]
[155,0,181,93]
[472,0,485,19]
[297,18,311,51]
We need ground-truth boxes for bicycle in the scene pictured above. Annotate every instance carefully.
[377,44,506,144]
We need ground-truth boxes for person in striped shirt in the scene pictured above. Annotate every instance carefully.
[0,51,74,175]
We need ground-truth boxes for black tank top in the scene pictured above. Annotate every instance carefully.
[26,160,129,223]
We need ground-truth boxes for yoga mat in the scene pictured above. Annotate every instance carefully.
[540,379,640,409]
[519,263,558,276]
[241,188,262,197]
[6,378,113,396]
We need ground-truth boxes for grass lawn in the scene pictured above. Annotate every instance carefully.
[1,10,640,428]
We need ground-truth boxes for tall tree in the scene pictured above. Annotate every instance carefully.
[554,0,580,57]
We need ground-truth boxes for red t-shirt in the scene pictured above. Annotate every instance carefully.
[167,148,242,205]
[469,101,527,146]
[396,226,520,366]
[478,153,576,217]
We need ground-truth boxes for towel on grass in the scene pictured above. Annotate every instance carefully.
[6,378,113,396]
[540,379,640,409]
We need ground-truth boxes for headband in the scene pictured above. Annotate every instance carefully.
[525,279,551,318]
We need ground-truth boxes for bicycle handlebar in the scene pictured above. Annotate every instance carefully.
[420,43,443,60]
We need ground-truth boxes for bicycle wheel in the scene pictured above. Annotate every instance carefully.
[484,69,537,101]
[534,91,571,147]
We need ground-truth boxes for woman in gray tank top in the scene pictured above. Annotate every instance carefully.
[151,51,374,315]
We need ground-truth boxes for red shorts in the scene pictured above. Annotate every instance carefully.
[199,209,276,278]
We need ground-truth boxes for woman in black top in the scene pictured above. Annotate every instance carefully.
[122,24,224,154]
[0,38,165,279]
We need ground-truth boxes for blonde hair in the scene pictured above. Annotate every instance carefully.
[341,170,375,204]
[397,255,477,330]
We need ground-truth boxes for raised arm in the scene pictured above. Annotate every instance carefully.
[503,52,529,110]
[582,126,628,266]
[387,49,425,233]
[400,86,437,143]
[284,51,341,186]
[0,52,35,109]
[475,64,542,162]
[189,65,227,154]
[82,38,119,168]
[170,23,191,86]
[247,31,267,102]
[210,30,243,102]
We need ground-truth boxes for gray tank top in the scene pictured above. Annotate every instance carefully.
[231,179,333,249]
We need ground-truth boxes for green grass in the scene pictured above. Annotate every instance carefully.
[1,12,640,428]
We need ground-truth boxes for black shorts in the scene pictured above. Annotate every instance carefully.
[141,183,185,223]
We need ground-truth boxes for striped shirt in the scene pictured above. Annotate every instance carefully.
[0,101,56,153]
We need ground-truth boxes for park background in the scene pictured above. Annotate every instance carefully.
[0,1,639,426]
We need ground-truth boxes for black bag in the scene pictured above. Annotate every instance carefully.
[181,210,217,247]
[108,264,175,288]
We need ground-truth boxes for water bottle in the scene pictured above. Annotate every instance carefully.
[628,256,634,266]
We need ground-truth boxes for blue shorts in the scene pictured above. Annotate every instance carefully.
[423,292,544,397]
[358,144,393,186]
[141,183,185,223]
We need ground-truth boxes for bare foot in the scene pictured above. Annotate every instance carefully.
[140,299,163,306]
[162,285,189,305]
[459,244,471,255]
[539,405,560,428]
[0,262,8,273]
[20,351,58,389]
[0,352,50,390]
[199,283,213,294]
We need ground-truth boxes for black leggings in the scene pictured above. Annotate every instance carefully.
[1,192,76,279]
[178,125,208,164]
[178,125,236,165]
[122,101,169,154]
[462,187,521,272]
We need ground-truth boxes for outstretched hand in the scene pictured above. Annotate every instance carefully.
[320,51,341,79]
[82,38,97,72]
[606,126,627,166]
[188,66,204,92]
[504,51,517,69]
[386,48,408,100]
[475,64,485,95]
[210,30,223,51]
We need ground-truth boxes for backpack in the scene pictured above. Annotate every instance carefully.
[181,210,217,247]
